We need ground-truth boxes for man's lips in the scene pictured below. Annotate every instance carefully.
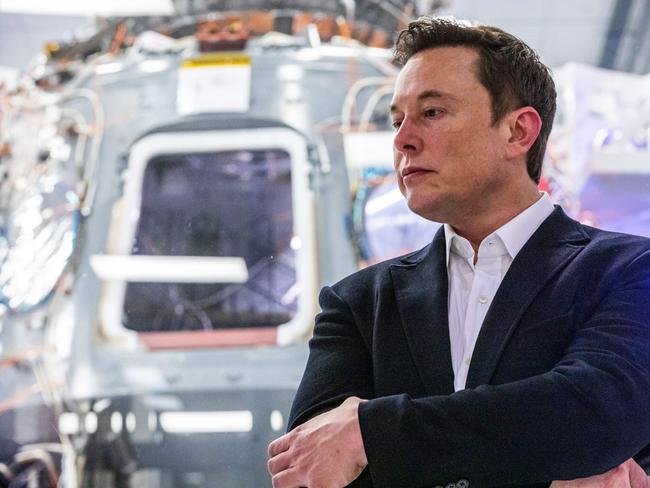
[402,167,430,178]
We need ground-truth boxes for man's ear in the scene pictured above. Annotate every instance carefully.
[505,106,542,160]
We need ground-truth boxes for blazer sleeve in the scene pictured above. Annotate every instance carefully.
[288,284,375,487]
[358,248,650,487]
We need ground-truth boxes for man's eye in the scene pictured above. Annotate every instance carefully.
[391,120,402,130]
[424,108,442,118]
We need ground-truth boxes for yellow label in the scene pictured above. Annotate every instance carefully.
[181,53,251,68]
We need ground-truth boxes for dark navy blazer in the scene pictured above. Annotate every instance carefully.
[288,206,650,488]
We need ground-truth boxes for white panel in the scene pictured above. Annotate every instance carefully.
[0,0,174,16]
[159,411,253,433]
[344,131,394,170]
[177,55,252,115]
[90,255,249,284]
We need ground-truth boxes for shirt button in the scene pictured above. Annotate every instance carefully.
[479,296,487,304]
[464,358,471,366]
[488,240,494,246]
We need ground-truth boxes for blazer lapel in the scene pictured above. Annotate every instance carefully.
[465,207,590,389]
[390,227,455,396]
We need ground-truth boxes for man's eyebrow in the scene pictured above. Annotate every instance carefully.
[417,89,459,102]
[390,89,459,113]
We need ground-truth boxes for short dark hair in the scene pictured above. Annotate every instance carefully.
[393,17,556,184]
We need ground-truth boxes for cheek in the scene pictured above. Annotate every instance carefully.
[393,150,406,195]
[393,147,403,169]
[396,175,406,196]
[424,128,463,160]
[428,135,467,176]
[443,131,486,173]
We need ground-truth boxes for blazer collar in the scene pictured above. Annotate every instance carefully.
[390,206,590,394]
[390,226,455,395]
[465,206,589,388]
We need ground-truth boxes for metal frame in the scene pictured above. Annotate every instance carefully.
[97,127,317,347]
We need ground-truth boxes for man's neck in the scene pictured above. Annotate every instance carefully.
[450,187,542,255]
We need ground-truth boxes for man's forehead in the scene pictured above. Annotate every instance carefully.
[397,46,480,83]
[406,45,480,66]
[391,47,481,106]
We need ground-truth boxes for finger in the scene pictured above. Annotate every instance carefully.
[625,459,650,488]
[268,433,292,458]
[549,476,602,488]
[268,449,293,476]
[271,465,303,488]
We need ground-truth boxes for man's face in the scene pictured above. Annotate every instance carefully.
[390,46,512,224]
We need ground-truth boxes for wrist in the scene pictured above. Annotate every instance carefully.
[350,397,369,467]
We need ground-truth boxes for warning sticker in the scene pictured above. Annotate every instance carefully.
[177,53,251,114]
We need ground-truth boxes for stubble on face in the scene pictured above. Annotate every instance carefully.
[391,47,512,228]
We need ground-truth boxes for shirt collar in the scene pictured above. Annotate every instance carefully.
[444,192,555,265]
[444,226,474,263]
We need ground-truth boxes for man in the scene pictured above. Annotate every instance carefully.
[268,17,650,487]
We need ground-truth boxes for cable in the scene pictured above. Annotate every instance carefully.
[60,108,89,178]
[341,76,391,131]
[59,89,105,217]
[359,82,394,132]
[0,346,54,371]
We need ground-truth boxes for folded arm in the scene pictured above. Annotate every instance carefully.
[282,251,650,487]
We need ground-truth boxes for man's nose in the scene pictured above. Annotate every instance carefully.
[393,119,419,154]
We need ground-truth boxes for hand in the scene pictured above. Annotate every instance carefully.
[267,396,368,488]
[550,459,650,488]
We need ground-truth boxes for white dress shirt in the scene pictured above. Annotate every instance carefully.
[444,193,555,391]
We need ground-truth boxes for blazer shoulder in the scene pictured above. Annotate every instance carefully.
[582,225,650,255]
[328,243,433,294]
[576,226,650,288]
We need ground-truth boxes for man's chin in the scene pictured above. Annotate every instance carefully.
[405,199,447,223]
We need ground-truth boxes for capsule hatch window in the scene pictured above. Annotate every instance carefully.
[93,128,317,348]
